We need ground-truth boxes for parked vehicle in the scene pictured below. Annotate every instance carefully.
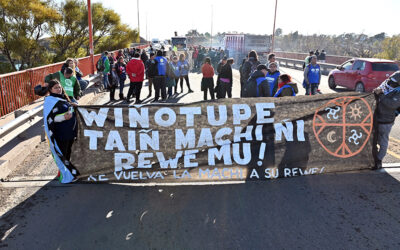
[151,38,162,50]
[328,58,399,92]
[171,37,187,50]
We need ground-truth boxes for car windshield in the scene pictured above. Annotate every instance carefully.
[371,63,399,72]
[342,61,353,70]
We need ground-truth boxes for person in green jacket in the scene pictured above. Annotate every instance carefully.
[45,67,81,102]
[101,51,111,90]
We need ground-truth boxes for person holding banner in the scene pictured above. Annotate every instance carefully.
[42,79,80,183]
[374,71,400,169]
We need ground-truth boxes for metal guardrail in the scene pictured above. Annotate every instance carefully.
[0,73,102,148]
[0,44,150,118]
[276,57,337,76]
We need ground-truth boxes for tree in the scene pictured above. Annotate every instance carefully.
[275,28,282,36]
[96,23,138,53]
[185,29,201,37]
[50,1,139,60]
[50,0,88,62]
[0,0,60,70]
[375,35,400,60]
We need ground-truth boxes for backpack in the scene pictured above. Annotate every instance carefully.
[242,77,258,97]
[96,57,105,71]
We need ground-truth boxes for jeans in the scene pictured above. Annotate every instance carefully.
[119,77,126,94]
[103,72,109,89]
[78,80,89,91]
[305,83,318,95]
[377,123,394,161]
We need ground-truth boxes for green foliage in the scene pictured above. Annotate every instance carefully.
[0,0,138,73]
[95,24,138,53]
[50,1,138,61]
[0,0,60,71]
[275,28,282,37]
[375,35,400,60]
[50,0,88,62]
[0,61,14,74]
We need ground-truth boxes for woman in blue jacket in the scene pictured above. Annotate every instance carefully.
[265,62,281,96]
[43,79,80,183]
[177,54,193,93]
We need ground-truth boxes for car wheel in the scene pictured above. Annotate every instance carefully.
[328,76,337,90]
[355,82,365,93]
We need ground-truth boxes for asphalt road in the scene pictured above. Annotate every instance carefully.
[1,67,400,249]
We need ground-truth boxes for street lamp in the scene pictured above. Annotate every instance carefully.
[87,0,94,74]
[271,0,278,53]
[137,0,140,43]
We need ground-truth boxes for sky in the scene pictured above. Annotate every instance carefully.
[92,0,400,40]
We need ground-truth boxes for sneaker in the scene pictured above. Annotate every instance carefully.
[188,89,194,93]
[135,100,142,104]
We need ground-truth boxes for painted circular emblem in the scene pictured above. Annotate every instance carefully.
[313,96,373,158]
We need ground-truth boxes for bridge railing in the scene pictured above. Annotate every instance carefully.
[274,51,352,65]
[276,57,337,76]
[0,44,149,117]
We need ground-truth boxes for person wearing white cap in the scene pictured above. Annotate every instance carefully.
[373,71,400,169]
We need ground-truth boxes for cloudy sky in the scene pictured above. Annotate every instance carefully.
[92,0,399,40]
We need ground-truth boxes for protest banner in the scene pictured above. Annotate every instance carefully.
[71,93,376,183]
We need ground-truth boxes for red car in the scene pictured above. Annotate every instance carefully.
[328,58,399,92]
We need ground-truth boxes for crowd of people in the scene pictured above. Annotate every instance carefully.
[33,43,400,182]
[94,46,323,104]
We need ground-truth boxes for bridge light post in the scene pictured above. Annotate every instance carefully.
[271,0,278,53]
[137,0,140,43]
[87,0,95,74]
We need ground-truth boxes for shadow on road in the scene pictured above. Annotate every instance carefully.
[1,171,400,249]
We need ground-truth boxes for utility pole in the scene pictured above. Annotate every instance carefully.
[87,0,94,74]
[137,0,140,43]
[146,12,148,43]
[210,5,213,48]
[271,0,278,53]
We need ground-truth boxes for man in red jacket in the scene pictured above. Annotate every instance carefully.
[126,52,145,104]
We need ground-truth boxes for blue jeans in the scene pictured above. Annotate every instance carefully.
[103,72,109,89]
[377,123,394,161]
[119,77,126,93]
[305,83,318,95]
[79,80,89,91]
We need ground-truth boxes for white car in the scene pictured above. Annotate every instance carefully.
[151,38,162,50]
